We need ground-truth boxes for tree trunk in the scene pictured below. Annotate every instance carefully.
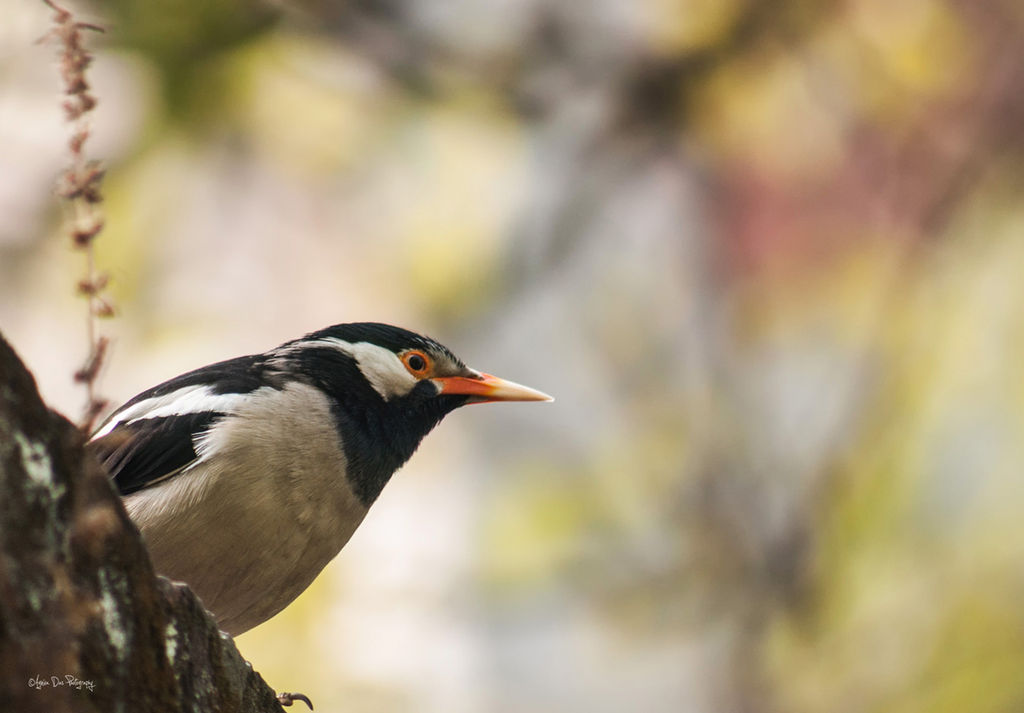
[0,331,284,712]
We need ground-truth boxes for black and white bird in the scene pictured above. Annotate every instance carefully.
[88,322,551,636]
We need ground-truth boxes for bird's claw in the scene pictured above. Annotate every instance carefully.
[277,691,314,710]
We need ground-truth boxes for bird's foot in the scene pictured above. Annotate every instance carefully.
[277,691,314,710]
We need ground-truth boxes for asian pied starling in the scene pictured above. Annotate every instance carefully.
[88,322,552,636]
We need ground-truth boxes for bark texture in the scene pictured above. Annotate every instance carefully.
[0,332,284,712]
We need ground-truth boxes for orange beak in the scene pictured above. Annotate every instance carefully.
[433,372,554,404]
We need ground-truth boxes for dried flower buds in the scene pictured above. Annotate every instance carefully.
[44,0,113,432]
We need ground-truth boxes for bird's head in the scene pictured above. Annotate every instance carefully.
[272,322,552,502]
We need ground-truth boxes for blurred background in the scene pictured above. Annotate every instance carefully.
[3,0,1024,711]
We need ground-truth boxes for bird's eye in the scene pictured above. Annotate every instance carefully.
[401,351,431,376]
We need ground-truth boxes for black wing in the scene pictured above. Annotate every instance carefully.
[89,352,288,495]
[112,354,267,410]
[89,412,225,495]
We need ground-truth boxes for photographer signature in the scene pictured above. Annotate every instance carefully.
[28,675,95,692]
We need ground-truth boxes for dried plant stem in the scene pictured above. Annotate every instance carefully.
[43,0,113,432]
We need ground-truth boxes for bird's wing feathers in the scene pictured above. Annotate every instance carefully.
[89,354,278,496]
[89,411,225,495]
[119,354,267,401]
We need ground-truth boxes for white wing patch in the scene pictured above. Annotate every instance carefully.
[91,385,270,439]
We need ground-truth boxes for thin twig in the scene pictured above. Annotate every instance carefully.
[42,0,113,433]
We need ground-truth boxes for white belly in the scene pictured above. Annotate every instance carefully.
[123,382,368,635]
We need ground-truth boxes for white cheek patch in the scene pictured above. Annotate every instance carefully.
[91,385,269,439]
[346,341,419,400]
[312,338,418,401]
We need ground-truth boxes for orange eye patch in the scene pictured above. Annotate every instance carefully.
[400,350,432,377]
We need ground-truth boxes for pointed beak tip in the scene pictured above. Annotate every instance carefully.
[435,373,554,404]
[477,374,554,404]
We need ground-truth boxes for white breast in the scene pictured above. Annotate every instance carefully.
[123,382,368,635]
